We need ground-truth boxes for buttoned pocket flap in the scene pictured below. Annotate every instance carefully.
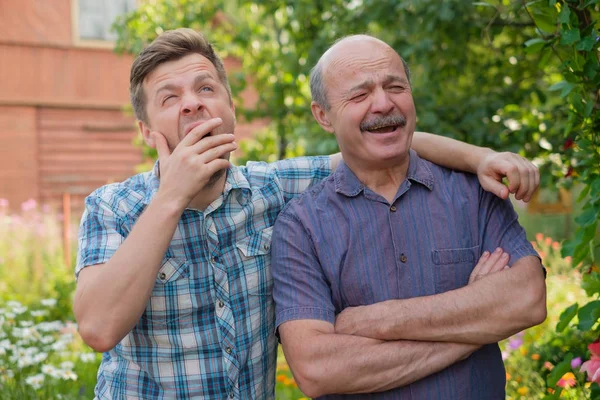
[156,257,188,283]
[236,227,274,258]
[432,245,480,265]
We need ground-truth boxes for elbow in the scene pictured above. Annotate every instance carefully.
[291,362,330,398]
[77,319,120,353]
[522,277,547,327]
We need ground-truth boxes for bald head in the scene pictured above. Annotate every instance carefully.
[310,35,411,110]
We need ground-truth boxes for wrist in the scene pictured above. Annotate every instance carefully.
[472,147,496,174]
[151,190,188,218]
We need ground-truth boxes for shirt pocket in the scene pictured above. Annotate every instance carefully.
[141,257,195,326]
[235,227,274,296]
[432,245,480,293]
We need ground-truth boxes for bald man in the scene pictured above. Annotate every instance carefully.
[271,35,546,399]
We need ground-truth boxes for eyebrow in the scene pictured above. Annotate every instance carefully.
[345,74,409,95]
[154,72,215,97]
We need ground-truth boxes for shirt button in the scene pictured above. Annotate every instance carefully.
[225,347,232,354]
[218,300,224,308]
[210,256,217,264]
[390,205,397,212]
[229,393,234,399]
[263,244,270,251]
[158,272,166,280]
[400,253,408,263]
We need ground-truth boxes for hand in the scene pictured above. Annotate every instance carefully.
[152,118,237,209]
[468,248,510,284]
[477,151,539,202]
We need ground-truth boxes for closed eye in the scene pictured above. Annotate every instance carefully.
[161,95,176,105]
[351,93,367,101]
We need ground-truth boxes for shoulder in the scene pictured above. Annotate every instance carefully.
[278,174,335,221]
[84,171,154,217]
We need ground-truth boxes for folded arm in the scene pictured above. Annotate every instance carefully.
[335,255,546,345]
[279,319,478,398]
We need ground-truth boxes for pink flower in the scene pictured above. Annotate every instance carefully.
[557,372,576,388]
[572,357,582,369]
[21,199,37,212]
[581,342,600,383]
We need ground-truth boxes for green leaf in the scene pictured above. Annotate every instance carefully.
[582,273,600,297]
[556,303,578,332]
[577,300,600,331]
[525,38,547,53]
[548,81,575,97]
[576,36,597,51]
[547,354,573,387]
[472,2,496,8]
[575,207,599,227]
[561,28,581,45]
[558,5,570,24]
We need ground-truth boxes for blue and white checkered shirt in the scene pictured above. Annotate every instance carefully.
[76,157,331,399]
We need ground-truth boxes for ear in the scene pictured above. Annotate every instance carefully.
[311,101,334,133]
[138,120,155,148]
[230,101,237,126]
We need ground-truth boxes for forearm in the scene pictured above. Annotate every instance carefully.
[74,193,185,351]
[367,258,546,344]
[282,326,477,397]
[411,132,494,173]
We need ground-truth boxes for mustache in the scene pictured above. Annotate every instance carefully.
[360,115,407,132]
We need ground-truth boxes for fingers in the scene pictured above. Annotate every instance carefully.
[191,133,237,156]
[469,248,510,284]
[196,140,238,164]
[181,118,225,147]
[480,176,509,200]
[151,132,170,165]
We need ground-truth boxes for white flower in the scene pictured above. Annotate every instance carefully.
[12,305,27,315]
[50,341,67,352]
[25,373,45,390]
[33,352,48,363]
[40,335,54,344]
[36,321,63,332]
[4,312,15,319]
[6,301,22,309]
[60,361,74,370]
[30,310,48,318]
[19,320,33,327]
[41,364,61,378]
[61,370,77,381]
[5,369,14,379]
[79,353,96,363]
[40,299,57,307]
[0,339,11,349]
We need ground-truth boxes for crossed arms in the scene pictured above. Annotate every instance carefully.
[275,236,546,398]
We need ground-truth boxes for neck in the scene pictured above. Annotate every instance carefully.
[345,156,410,204]
[187,171,228,211]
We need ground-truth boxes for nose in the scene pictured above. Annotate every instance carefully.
[180,92,203,116]
[370,87,394,115]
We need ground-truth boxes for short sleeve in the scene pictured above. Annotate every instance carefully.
[271,209,336,330]
[75,193,125,278]
[271,156,332,203]
[478,189,539,265]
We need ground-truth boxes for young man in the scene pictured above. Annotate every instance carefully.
[74,29,540,399]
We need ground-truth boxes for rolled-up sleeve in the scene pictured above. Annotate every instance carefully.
[478,188,539,265]
[272,156,332,203]
[75,193,124,278]
[271,207,336,330]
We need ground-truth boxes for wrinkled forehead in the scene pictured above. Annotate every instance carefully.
[322,40,407,91]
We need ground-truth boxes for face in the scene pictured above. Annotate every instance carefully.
[139,53,236,153]
[313,39,416,169]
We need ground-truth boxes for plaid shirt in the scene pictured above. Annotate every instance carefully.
[76,157,331,399]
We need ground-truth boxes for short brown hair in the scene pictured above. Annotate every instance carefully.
[130,28,232,123]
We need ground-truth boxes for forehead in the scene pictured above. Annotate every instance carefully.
[144,53,218,94]
[324,42,406,91]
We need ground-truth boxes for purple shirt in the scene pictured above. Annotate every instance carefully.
[271,150,538,400]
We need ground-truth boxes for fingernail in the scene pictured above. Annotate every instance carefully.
[482,251,490,258]
[501,253,509,259]
[494,247,502,254]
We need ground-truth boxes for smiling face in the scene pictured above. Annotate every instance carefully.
[139,53,236,153]
[311,37,416,171]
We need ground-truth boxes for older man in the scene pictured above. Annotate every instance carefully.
[74,29,540,399]
[271,35,546,399]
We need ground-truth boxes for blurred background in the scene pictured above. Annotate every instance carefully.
[0,0,598,399]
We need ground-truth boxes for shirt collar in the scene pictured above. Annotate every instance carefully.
[334,149,434,197]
